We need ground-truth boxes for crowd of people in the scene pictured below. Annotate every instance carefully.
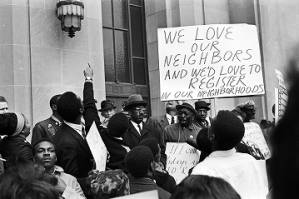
[0,64,297,199]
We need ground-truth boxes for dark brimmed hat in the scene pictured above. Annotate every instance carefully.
[176,103,197,115]
[98,100,116,112]
[123,94,147,111]
[195,100,211,111]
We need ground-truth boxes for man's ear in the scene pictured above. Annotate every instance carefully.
[52,104,57,111]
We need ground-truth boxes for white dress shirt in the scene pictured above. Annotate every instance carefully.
[64,121,85,139]
[131,121,143,135]
[166,113,177,124]
[192,148,268,199]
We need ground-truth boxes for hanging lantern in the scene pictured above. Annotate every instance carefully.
[56,0,84,38]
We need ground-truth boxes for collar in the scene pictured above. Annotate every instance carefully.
[131,121,143,133]
[179,122,195,130]
[64,121,84,138]
[208,148,236,158]
[51,115,62,126]
[52,165,64,175]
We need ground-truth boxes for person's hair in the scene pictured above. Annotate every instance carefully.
[196,128,212,154]
[125,146,153,178]
[0,96,7,102]
[57,92,82,123]
[139,138,160,159]
[0,157,59,199]
[170,175,241,199]
[49,94,61,108]
[211,110,245,150]
[32,138,56,155]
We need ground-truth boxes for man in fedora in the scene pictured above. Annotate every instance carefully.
[98,100,116,128]
[122,94,166,166]
[194,100,212,128]
[165,103,202,142]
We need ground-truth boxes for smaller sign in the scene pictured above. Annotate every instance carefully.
[166,142,200,183]
[112,190,158,199]
[86,122,107,171]
[274,69,288,123]
[243,122,271,160]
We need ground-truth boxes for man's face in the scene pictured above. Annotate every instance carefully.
[244,106,256,121]
[34,141,57,169]
[101,109,116,119]
[197,108,208,121]
[129,105,146,124]
[0,102,8,114]
[177,108,194,127]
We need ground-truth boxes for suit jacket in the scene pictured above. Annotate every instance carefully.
[158,115,170,130]
[31,117,62,145]
[122,118,167,166]
[53,123,94,179]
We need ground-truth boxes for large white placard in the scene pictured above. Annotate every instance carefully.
[86,122,107,171]
[166,142,200,183]
[158,24,265,101]
[243,122,271,160]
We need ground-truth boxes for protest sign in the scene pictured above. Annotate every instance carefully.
[243,122,271,160]
[165,142,200,183]
[86,122,107,171]
[157,24,265,101]
[112,190,158,199]
[274,69,288,123]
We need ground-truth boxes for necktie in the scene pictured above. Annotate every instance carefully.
[82,127,86,139]
[171,116,175,124]
[137,124,142,134]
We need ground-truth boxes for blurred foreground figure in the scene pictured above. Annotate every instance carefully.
[0,158,60,199]
[270,60,299,199]
[170,175,240,199]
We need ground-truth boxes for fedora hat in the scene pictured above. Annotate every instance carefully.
[123,94,147,111]
[195,100,211,111]
[176,103,197,115]
[98,100,116,112]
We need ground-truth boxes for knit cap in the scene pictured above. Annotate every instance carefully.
[125,146,153,178]
[0,112,25,136]
[107,112,129,137]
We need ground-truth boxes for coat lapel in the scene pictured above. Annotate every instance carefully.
[128,121,141,138]
[62,124,91,154]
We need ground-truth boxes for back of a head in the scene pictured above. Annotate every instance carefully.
[57,92,82,123]
[125,146,153,178]
[196,128,212,153]
[0,96,7,102]
[107,112,129,137]
[49,94,61,109]
[0,112,17,136]
[212,110,245,150]
[139,138,159,157]
[170,175,240,199]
